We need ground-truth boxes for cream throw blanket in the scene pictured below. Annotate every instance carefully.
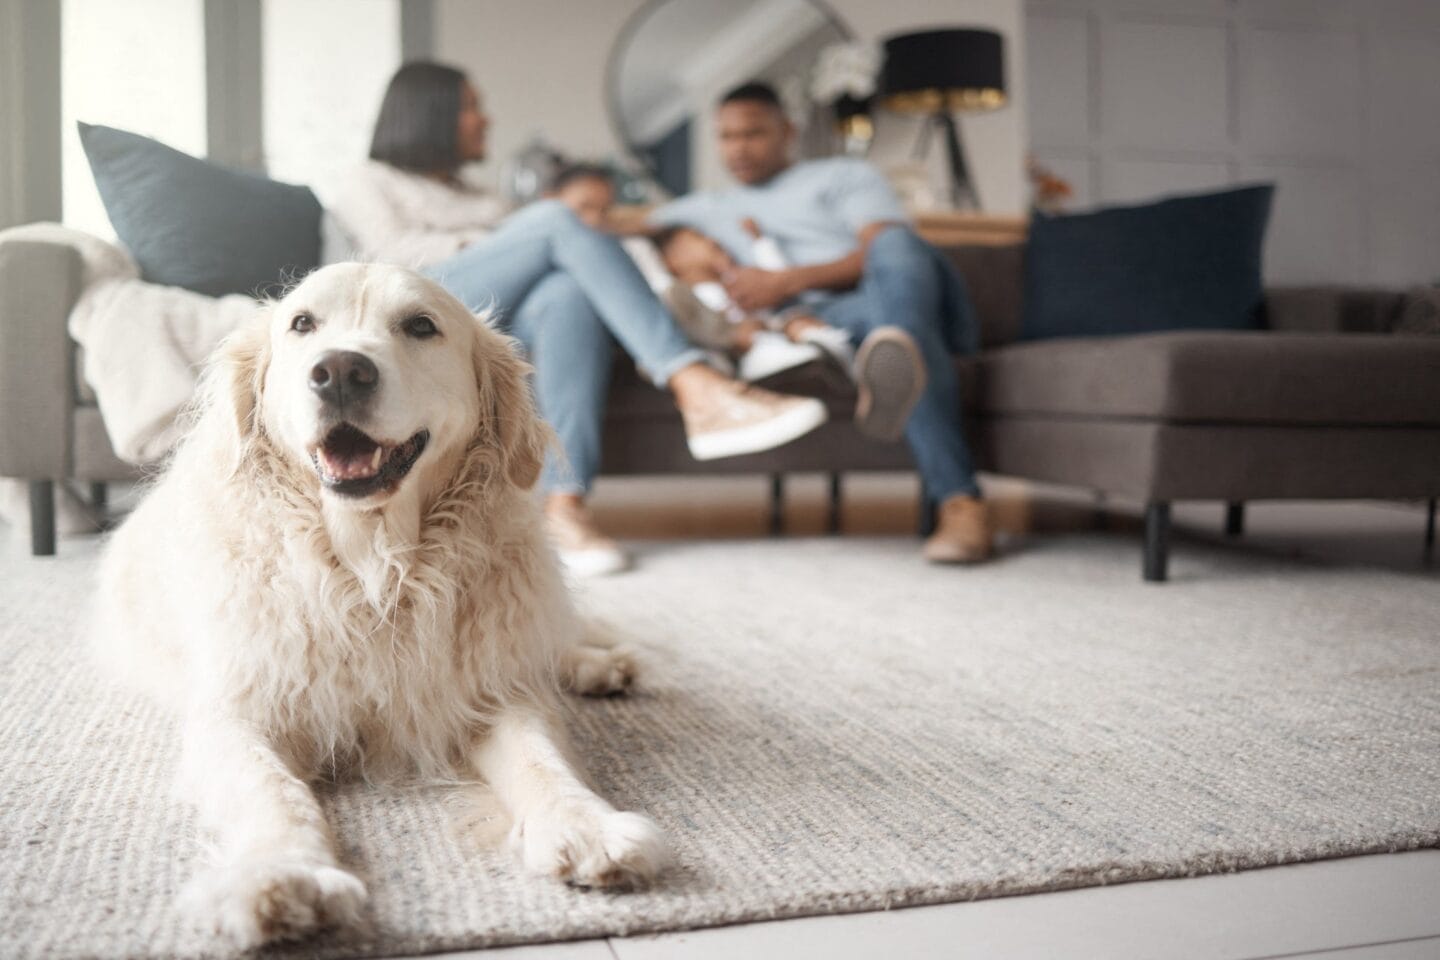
[1,223,260,465]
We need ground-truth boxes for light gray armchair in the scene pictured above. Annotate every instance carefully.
[0,237,139,554]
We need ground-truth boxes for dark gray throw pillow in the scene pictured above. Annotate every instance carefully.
[78,122,322,298]
[1022,184,1275,341]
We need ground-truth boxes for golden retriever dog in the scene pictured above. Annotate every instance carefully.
[93,263,668,947]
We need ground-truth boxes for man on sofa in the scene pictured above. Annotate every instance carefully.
[650,81,991,563]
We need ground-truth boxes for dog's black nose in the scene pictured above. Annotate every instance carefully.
[309,351,379,409]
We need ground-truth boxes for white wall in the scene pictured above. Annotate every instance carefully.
[435,0,1029,214]
[1025,0,1440,286]
[60,0,207,238]
[262,0,402,204]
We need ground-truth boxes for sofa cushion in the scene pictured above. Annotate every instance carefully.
[943,243,1024,348]
[78,123,322,298]
[1022,185,1273,341]
[1396,286,1440,335]
[981,331,1440,426]
[1263,286,1407,334]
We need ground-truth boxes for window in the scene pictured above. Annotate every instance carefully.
[61,0,206,237]
[262,0,401,205]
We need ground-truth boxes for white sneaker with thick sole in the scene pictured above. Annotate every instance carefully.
[738,331,824,382]
[546,502,630,578]
[682,381,828,461]
[795,324,856,371]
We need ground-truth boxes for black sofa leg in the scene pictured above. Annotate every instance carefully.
[827,472,842,535]
[768,473,784,537]
[1426,498,1436,556]
[1225,501,1245,537]
[1093,490,1110,531]
[1143,501,1170,582]
[30,480,56,557]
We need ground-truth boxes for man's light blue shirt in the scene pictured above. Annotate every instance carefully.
[649,157,908,269]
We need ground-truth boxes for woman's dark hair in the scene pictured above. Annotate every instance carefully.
[369,61,468,173]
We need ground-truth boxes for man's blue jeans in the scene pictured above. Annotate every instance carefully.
[814,226,982,502]
[425,200,706,494]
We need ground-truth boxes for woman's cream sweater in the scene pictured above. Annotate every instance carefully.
[330,160,513,268]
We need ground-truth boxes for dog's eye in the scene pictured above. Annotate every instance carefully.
[291,313,316,334]
[403,315,439,339]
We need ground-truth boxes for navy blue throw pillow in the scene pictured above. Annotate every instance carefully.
[78,122,322,298]
[1021,185,1275,341]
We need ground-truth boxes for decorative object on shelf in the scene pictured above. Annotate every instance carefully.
[885,163,941,212]
[879,28,1007,211]
[812,41,881,154]
[501,133,562,205]
[832,94,874,155]
[608,157,658,206]
[1027,155,1074,214]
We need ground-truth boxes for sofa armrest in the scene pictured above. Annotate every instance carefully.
[0,239,84,478]
[1261,286,1407,334]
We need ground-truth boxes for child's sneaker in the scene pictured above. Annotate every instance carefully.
[795,323,856,370]
[738,331,824,382]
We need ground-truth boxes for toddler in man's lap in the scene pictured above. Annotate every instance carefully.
[654,222,853,382]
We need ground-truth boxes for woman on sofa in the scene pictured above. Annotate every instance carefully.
[332,62,826,577]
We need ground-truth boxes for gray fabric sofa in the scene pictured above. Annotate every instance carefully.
[3,233,1438,579]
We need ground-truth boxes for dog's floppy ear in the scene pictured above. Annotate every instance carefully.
[473,322,549,489]
[194,311,272,469]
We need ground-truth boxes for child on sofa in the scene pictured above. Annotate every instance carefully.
[654,222,854,382]
[550,164,850,382]
[548,163,616,229]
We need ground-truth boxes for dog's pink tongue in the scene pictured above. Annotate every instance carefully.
[321,444,383,480]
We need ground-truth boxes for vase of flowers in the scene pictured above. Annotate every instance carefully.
[812,42,881,154]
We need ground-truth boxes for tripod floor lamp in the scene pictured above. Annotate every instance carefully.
[879,28,1007,211]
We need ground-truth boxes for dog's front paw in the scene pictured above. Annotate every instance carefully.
[563,644,637,697]
[182,859,367,947]
[516,805,668,890]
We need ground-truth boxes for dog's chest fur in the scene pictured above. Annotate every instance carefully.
[215,496,564,782]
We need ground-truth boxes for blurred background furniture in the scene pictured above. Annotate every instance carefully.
[5,226,1437,578]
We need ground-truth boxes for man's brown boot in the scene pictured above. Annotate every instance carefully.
[922,495,993,564]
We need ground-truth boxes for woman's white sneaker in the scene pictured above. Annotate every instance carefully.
[546,500,630,577]
[681,380,827,461]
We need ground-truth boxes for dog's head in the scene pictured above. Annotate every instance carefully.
[211,262,546,507]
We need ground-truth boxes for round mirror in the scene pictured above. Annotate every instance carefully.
[608,0,852,198]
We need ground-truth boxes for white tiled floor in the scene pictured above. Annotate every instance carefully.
[424,851,1440,960]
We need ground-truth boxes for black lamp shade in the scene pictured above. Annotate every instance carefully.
[880,28,1007,114]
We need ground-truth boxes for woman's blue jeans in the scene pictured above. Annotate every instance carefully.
[814,226,982,503]
[424,200,706,494]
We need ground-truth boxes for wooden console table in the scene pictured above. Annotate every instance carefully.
[607,206,1027,247]
[912,212,1028,247]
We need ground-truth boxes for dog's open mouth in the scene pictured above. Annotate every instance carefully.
[310,423,429,498]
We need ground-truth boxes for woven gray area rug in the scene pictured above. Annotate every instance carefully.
[2,532,1437,959]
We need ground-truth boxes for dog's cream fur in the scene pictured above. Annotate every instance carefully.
[93,263,667,947]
